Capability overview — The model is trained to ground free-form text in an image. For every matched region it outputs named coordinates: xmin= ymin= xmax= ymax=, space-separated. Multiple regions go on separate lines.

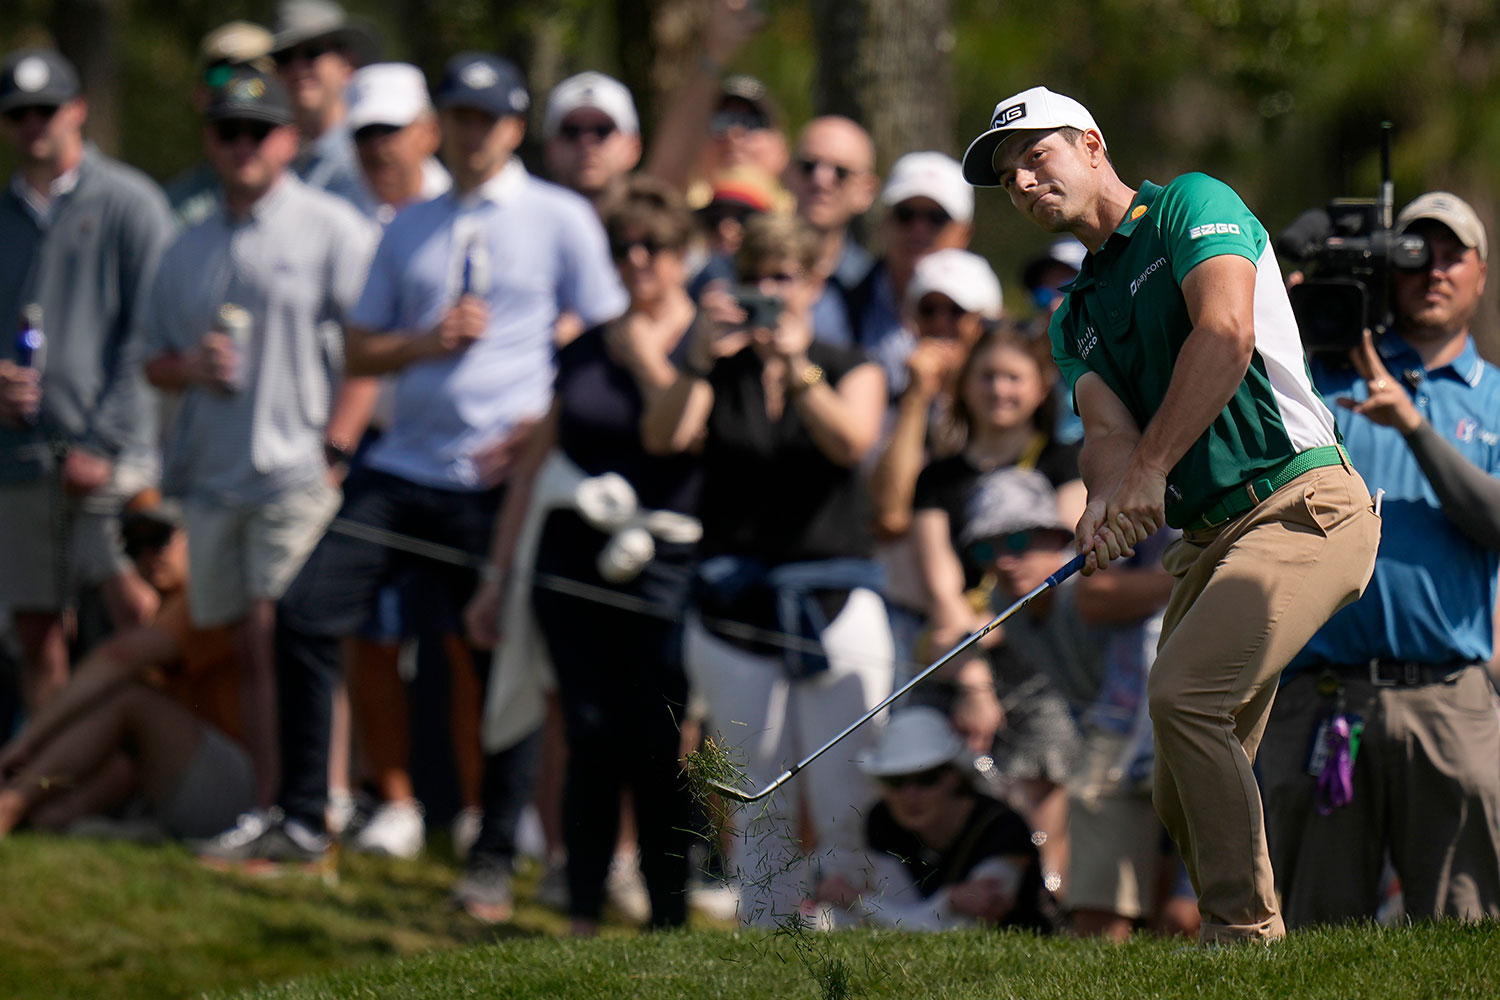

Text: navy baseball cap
xmin=434 ymin=53 xmax=529 ymax=118
xmin=0 ymin=49 xmax=81 ymax=113
xmin=205 ymin=66 xmax=294 ymax=125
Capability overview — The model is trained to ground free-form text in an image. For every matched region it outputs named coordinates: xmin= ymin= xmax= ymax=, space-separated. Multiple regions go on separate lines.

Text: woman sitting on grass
xmin=814 ymin=707 xmax=1061 ymax=932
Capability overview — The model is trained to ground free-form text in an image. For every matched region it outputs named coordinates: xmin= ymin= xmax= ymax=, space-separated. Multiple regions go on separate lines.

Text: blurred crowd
xmin=1 ymin=0 xmax=1496 ymax=941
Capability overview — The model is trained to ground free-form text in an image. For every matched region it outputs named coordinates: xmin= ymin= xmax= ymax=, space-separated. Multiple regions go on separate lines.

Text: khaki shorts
xmin=184 ymin=481 xmax=339 ymax=627
xmin=0 ymin=463 xmax=155 ymax=612
xmin=1067 ymin=788 xmax=1167 ymax=919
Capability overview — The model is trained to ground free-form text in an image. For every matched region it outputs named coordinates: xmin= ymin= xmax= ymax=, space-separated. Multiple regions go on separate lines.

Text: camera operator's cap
xmin=347 ymin=63 xmax=431 ymax=132
xmin=1397 ymin=191 xmax=1488 ymax=262
xmin=205 ymin=66 xmax=294 ymax=125
xmin=544 ymin=71 xmax=638 ymax=139
xmin=0 ymin=49 xmax=80 ymax=113
xmin=962 ymin=86 xmax=1104 ymax=187
xmin=199 ymin=21 xmax=275 ymax=72
xmin=907 ymin=248 xmax=1003 ymax=319
xmin=882 ymin=151 xmax=973 ymax=223
xmin=434 ymin=53 xmax=529 ymax=119
xmin=269 ymin=0 xmax=381 ymax=68
xmin=859 ymin=707 xmax=973 ymax=778
xmin=959 ymin=467 xmax=1072 ymax=546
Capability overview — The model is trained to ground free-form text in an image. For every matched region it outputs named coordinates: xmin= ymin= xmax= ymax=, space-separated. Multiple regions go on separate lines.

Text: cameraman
xmin=1262 ymin=192 xmax=1500 ymax=927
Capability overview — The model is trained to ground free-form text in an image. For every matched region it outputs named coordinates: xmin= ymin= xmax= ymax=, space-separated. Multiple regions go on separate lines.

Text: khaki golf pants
xmin=1147 ymin=461 xmax=1380 ymax=944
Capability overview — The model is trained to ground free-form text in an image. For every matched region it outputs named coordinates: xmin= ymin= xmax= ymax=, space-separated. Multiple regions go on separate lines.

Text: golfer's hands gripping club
xmin=1077 ymin=460 xmax=1166 ymax=575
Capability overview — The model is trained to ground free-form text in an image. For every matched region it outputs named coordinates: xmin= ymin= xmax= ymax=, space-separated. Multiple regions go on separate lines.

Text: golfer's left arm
xmin=1104 ymin=254 xmax=1256 ymax=548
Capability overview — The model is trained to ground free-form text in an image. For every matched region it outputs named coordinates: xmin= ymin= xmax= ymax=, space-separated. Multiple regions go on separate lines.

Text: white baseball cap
xmin=1397 ymin=191 xmax=1488 ymax=262
xmin=881 ymin=151 xmax=973 ymax=224
xmin=859 ymin=707 xmax=972 ymax=778
xmin=543 ymin=71 xmax=639 ymax=139
xmin=906 ymin=248 xmax=1003 ymax=319
xmin=346 ymin=62 xmax=431 ymax=132
xmin=962 ymin=86 xmax=1105 ymax=187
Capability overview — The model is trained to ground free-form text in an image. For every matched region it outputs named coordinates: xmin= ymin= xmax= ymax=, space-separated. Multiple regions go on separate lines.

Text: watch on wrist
xmin=791 ymin=362 xmax=825 ymax=392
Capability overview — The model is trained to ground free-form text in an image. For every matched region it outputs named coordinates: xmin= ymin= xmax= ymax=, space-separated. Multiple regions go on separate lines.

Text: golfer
xmin=961 ymin=87 xmax=1380 ymax=943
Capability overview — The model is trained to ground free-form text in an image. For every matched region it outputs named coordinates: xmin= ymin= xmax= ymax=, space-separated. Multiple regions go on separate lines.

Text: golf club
xmin=706 ymin=551 xmax=1088 ymax=803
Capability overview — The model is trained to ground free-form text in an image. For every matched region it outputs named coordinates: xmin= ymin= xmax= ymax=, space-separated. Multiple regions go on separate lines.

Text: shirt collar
xmin=1378 ymin=329 xmax=1484 ymax=388
xmin=10 ymin=157 xmax=83 ymax=227
xmin=1060 ymin=180 xmax=1163 ymax=294
xmin=454 ymin=157 xmax=526 ymax=211
xmin=224 ymin=172 xmax=295 ymax=225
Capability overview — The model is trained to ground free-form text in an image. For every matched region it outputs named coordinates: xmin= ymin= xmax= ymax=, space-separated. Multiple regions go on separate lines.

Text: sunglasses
xmin=879 ymin=766 xmax=950 ymax=791
xmin=893 ymin=203 xmax=952 ymax=228
xmin=710 ymin=109 xmax=769 ymax=136
xmin=611 ymin=237 xmax=665 ymax=260
xmin=968 ymin=529 xmax=1066 ymax=565
xmin=123 ymin=522 xmax=176 ymax=560
xmin=213 ymin=119 xmax=275 ymax=145
xmin=354 ymin=123 xmax=403 ymax=143
xmin=274 ymin=43 xmax=334 ymax=67
xmin=917 ymin=299 xmax=967 ymax=320
xmin=3 ymin=104 xmax=59 ymax=124
xmin=742 ymin=270 xmax=799 ymax=285
xmin=796 ymin=157 xmax=855 ymax=183
xmin=559 ymin=121 xmax=616 ymax=142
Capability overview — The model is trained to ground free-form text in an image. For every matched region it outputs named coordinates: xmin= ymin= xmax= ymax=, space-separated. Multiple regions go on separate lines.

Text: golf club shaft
xmin=709 ymin=552 xmax=1088 ymax=803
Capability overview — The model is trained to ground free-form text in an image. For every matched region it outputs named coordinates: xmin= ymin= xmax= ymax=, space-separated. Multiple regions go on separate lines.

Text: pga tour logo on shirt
xmin=992 ymin=102 xmax=1026 ymax=128
xmin=1456 ymin=417 xmax=1497 ymax=446
xmin=1188 ymin=222 xmax=1242 ymax=240
xmin=1130 ymin=256 xmax=1168 ymax=297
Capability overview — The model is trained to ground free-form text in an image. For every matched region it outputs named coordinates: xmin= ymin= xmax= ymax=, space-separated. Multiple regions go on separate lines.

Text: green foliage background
xmin=4 ymin=0 xmax=1498 ymax=345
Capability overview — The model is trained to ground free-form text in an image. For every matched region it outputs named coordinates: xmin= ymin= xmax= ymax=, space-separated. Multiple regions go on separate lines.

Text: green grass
xmin=3 ymin=833 xmax=1499 ymax=1000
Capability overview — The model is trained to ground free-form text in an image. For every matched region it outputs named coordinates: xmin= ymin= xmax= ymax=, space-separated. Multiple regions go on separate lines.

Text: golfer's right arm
xmin=1073 ymin=372 xmax=1144 ymax=573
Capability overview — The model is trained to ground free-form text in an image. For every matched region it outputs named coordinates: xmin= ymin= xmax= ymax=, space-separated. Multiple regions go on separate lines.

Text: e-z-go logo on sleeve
xmin=1188 ymin=223 xmax=1241 ymax=240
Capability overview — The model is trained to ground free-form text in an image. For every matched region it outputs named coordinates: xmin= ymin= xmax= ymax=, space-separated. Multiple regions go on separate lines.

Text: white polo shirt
xmin=352 ymin=158 xmax=627 ymax=490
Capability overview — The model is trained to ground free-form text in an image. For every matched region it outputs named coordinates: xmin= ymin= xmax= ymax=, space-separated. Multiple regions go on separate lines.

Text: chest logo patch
xmin=1077 ymin=325 xmax=1098 ymax=360
xmin=1130 ymin=256 xmax=1168 ymax=297
xmin=1188 ymin=222 xmax=1242 ymax=240
xmin=1457 ymin=417 xmax=1477 ymax=443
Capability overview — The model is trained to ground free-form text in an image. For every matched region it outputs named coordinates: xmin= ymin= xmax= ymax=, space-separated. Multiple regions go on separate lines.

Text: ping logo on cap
xmin=993 ymin=101 xmax=1027 ymax=129
xmin=461 ymin=62 xmax=499 ymax=90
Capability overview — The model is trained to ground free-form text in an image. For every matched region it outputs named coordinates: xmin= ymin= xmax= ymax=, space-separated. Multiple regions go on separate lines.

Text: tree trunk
xmin=813 ymin=0 xmax=954 ymax=172
xmin=615 ymin=0 xmax=702 ymax=138
xmin=52 ymin=0 xmax=122 ymax=156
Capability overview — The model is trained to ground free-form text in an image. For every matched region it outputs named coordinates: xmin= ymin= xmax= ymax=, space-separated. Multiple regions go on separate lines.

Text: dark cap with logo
xmin=434 ymin=53 xmax=529 ymax=118
xmin=205 ymin=66 xmax=294 ymax=125
xmin=0 ymin=49 xmax=81 ymax=113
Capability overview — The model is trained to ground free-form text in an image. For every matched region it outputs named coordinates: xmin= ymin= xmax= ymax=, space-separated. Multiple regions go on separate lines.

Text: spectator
xmin=195 ymin=54 xmax=626 ymax=927
xmin=1019 ymin=237 xmax=1088 ymax=444
xmin=1262 ymin=191 xmax=1500 ymax=926
xmin=870 ymin=249 xmax=1003 ymax=669
xmin=814 ymin=707 xmax=1061 ymax=931
xmin=142 ymin=66 xmax=377 ymax=811
xmin=0 ymin=48 xmax=175 ymax=711
xmin=166 ymin=20 xmax=277 ymax=230
xmin=467 ymin=176 xmax=701 ymax=934
xmin=909 ymin=325 xmax=1084 ymax=886
xmin=0 ymin=497 xmax=255 ymax=846
xmin=848 ymin=151 xmax=974 ymax=399
xmin=345 ymin=62 xmax=449 ymax=225
xmin=686 ymin=163 xmax=779 ymax=291
xmin=269 ymin=0 xmax=380 ymax=204
xmin=542 ymin=71 xmax=641 ymax=211
xmin=643 ymin=212 xmax=892 ymax=926
xmin=782 ymin=115 xmax=879 ymax=347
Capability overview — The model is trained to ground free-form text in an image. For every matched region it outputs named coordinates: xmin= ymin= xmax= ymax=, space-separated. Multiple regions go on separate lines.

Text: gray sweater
xmin=0 ymin=146 xmax=175 ymax=483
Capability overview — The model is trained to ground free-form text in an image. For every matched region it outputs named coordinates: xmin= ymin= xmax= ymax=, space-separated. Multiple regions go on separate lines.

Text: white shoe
xmin=606 ymin=851 xmax=651 ymax=925
xmin=351 ymin=800 xmax=425 ymax=859
xmin=326 ymin=790 xmax=358 ymax=837
xmin=451 ymin=806 xmax=482 ymax=861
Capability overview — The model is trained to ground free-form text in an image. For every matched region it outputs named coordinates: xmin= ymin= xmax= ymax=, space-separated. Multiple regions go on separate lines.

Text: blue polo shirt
xmin=352 ymin=159 xmax=627 ymax=490
xmin=1290 ymin=331 xmax=1500 ymax=672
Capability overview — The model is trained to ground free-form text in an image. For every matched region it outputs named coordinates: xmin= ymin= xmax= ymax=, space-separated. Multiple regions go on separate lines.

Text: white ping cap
xmin=906 ymin=248 xmax=1003 ymax=319
xmin=543 ymin=71 xmax=639 ymax=138
xmin=961 ymin=85 xmax=1104 ymax=187
xmin=881 ymin=151 xmax=973 ymax=224
xmin=346 ymin=62 xmax=431 ymax=132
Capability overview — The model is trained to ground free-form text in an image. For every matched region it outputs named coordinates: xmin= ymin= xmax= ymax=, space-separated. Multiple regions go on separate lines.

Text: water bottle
xmin=460 ymin=232 xmax=489 ymax=298
xmin=216 ymin=303 xmax=251 ymax=391
xmin=15 ymin=304 xmax=44 ymax=425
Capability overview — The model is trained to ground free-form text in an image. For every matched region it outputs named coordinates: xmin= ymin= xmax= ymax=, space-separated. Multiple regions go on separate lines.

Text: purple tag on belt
xmin=1315 ymin=714 xmax=1360 ymax=815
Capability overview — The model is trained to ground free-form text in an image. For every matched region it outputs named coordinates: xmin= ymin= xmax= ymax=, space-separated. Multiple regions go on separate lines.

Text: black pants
xmin=532 ymin=515 xmax=693 ymax=926
xmin=275 ymin=466 xmax=535 ymax=864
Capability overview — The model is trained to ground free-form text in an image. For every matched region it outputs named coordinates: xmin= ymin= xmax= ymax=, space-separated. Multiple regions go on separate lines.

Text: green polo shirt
xmin=1049 ymin=173 xmax=1337 ymax=528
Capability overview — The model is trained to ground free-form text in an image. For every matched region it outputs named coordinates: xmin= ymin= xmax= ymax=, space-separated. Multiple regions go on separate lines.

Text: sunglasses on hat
xmin=917 ymin=299 xmax=967 ymax=320
xmin=968 ymin=530 xmax=1048 ymax=564
xmin=212 ymin=119 xmax=275 ymax=144
xmin=559 ymin=121 xmax=616 ymax=142
xmin=893 ymin=203 xmax=951 ymax=228
xmin=273 ymin=42 xmax=335 ymax=67
xmin=878 ymin=766 xmax=950 ymax=791
xmin=3 ymin=105 xmax=59 ymax=124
